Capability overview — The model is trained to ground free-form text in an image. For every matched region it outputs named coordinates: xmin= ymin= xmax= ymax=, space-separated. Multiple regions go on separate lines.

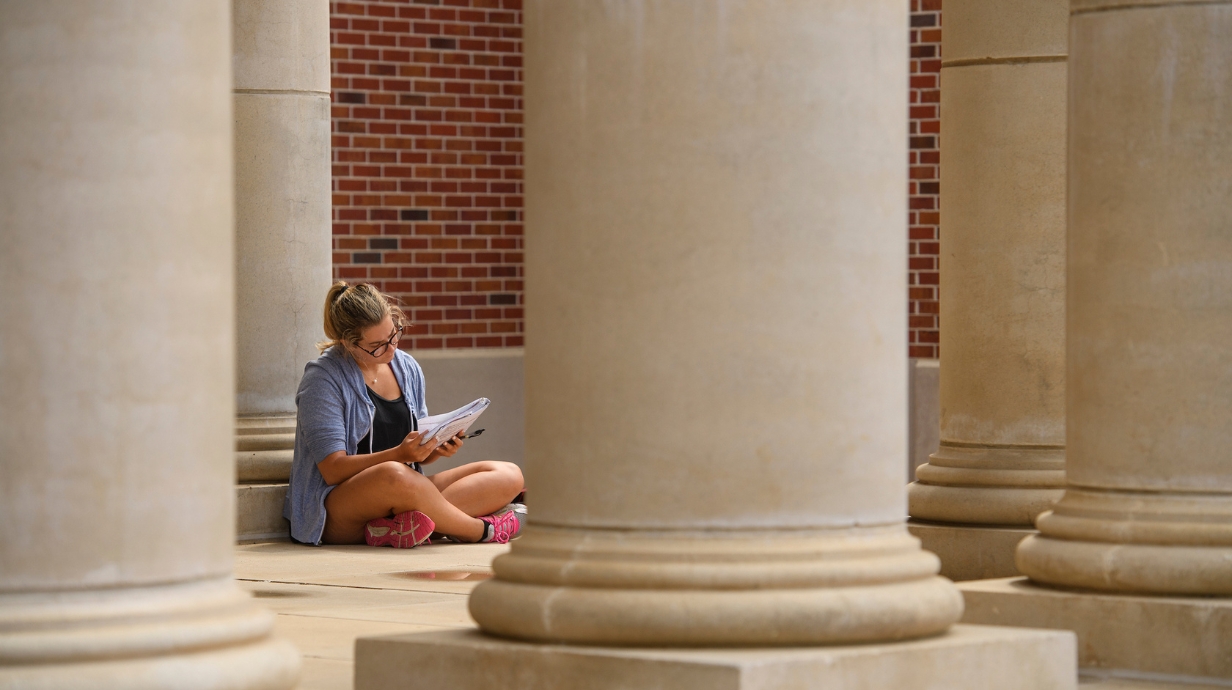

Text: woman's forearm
xmin=317 ymin=448 xmax=405 ymax=486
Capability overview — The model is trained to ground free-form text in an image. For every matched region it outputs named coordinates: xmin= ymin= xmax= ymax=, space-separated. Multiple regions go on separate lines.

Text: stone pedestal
xmin=961 ymin=578 xmax=1232 ymax=682
xmin=232 ymin=0 xmax=332 ymax=539
xmin=359 ymin=1 xmax=1077 ymax=684
xmin=907 ymin=0 xmax=1069 ymax=580
xmin=0 ymin=3 xmax=299 ymax=687
xmin=908 ymin=522 xmax=1033 ymax=582
xmin=357 ymin=626 xmax=1076 ymax=690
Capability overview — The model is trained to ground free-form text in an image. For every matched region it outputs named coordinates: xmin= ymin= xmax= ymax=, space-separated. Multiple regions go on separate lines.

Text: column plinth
xmin=906 ymin=0 xmax=1069 ymax=580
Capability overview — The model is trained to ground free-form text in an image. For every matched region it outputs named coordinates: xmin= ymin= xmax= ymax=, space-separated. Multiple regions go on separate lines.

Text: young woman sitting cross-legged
xmin=284 ymin=281 xmax=525 ymax=548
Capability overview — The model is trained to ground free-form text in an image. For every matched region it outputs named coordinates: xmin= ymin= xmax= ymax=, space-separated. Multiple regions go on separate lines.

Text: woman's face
xmin=349 ymin=314 xmax=401 ymax=366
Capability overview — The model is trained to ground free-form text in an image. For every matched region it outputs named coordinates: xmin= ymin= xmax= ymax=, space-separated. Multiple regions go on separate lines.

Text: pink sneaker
xmin=366 ymin=510 xmax=435 ymax=548
xmin=479 ymin=503 xmax=526 ymax=544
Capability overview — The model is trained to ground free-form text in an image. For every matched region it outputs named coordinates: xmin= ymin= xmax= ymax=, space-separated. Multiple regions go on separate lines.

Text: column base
xmin=355 ymin=625 xmax=1076 ymax=690
xmin=908 ymin=442 xmax=1066 ymax=524
xmin=470 ymin=524 xmax=963 ymax=645
xmin=0 ymin=578 xmax=300 ymax=690
xmin=0 ymin=636 xmax=298 ymax=690
xmin=959 ymin=577 xmax=1232 ymax=681
xmin=907 ymin=519 xmax=1033 ymax=581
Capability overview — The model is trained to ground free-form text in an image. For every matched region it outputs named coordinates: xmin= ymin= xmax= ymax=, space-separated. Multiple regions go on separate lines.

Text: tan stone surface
xmin=0 ymin=4 xmax=299 ymax=685
xmin=960 ymin=577 xmax=1232 ymax=680
xmin=1079 ymin=675 xmax=1232 ymax=690
xmin=233 ymin=0 xmax=332 ymax=418
xmin=908 ymin=520 xmax=1031 ymax=581
xmin=232 ymin=0 xmax=331 ymax=93
xmin=235 ymin=542 xmax=503 ymax=690
xmin=236 ymin=541 xmax=506 ymax=595
xmin=355 ymin=625 xmax=1076 ymax=690
xmin=1063 ymin=0 xmax=1232 ymax=502
xmin=908 ymin=358 xmax=941 ymax=481
xmin=944 ymin=0 xmax=1068 ymax=62
xmin=473 ymin=0 xmax=962 ymax=648
xmin=297 ymin=659 xmax=353 ymax=690
xmin=908 ymin=0 xmax=1068 ymax=539
xmin=238 ymin=484 xmax=292 ymax=542
xmin=1017 ymin=0 xmax=1232 ymax=595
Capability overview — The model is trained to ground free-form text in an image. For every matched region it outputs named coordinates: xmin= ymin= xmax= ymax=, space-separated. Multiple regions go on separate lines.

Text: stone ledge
xmin=908 ymin=520 xmax=1034 ymax=581
xmin=236 ymin=483 xmax=289 ymax=542
xmin=355 ymin=624 xmax=1076 ymax=690
xmin=959 ymin=577 xmax=1232 ymax=681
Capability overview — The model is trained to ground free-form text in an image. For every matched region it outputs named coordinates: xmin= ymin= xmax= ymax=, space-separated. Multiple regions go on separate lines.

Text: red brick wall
xmin=330 ymin=0 xmax=524 ymax=350
xmin=908 ymin=0 xmax=942 ymax=359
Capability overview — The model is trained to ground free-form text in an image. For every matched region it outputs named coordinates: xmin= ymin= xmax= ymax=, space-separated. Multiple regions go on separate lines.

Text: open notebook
xmin=417 ymin=398 xmax=489 ymax=450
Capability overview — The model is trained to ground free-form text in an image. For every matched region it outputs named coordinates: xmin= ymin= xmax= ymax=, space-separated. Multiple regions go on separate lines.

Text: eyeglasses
xmin=357 ymin=323 xmax=405 ymax=358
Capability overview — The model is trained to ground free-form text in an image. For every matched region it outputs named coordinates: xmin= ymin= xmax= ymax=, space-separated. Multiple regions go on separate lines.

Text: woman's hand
xmin=423 ymin=432 xmax=464 ymax=465
xmin=397 ymin=430 xmax=438 ymax=465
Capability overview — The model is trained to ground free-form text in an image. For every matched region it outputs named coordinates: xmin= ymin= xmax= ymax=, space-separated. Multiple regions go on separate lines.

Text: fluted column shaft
xmin=0 ymin=3 xmax=298 ymax=687
xmin=1017 ymin=0 xmax=1232 ymax=595
xmin=908 ymin=0 xmax=1069 ymax=529
xmin=232 ymin=0 xmax=332 ymax=477
xmin=468 ymin=0 xmax=962 ymax=646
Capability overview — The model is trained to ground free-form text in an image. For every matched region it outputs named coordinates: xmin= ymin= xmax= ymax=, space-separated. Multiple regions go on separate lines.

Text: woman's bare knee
xmin=370 ymin=461 xmax=431 ymax=499
xmin=495 ymin=461 xmax=524 ymax=496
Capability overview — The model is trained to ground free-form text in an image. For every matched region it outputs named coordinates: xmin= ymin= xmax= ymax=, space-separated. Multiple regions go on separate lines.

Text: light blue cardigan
xmin=284 ymin=347 xmax=428 ymax=545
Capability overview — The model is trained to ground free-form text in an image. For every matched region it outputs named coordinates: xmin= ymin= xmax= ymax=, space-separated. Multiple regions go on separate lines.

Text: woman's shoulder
xmin=300 ymin=347 xmax=353 ymax=389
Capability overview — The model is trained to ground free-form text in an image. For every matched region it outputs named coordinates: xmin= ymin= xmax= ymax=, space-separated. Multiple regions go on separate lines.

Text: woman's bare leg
xmin=428 ymin=461 xmax=524 ymax=516
xmin=322 ymin=461 xmax=485 ymax=544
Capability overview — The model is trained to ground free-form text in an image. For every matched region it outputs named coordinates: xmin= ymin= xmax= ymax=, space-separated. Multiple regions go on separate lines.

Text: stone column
xmin=0 ymin=3 xmax=299 ymax=688
xmin=355 ymin=2 xmax=1077 ymax=687
xmin=1016 ymin=0 xmax=1232 ymax=597
xmin=958 ymin=0 xmax=1232 ymax=682
xmin=907 ymin=0 xmax=1069 ymax=581
xmin=232 ymin=0 xmax=332 ymax=539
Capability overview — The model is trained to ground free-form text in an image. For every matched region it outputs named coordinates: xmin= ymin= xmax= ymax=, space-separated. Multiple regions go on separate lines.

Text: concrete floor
xmin=236 ymin=541 xmax=1226 ymax=690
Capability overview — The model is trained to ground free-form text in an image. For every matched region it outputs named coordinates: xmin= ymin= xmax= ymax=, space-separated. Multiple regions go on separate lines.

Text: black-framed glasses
xmin=358 ymin=323 xmax=405 ymax=358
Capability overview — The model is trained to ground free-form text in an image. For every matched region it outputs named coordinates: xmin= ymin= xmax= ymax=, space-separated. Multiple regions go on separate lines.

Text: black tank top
xmin=358 ymin=387 xmax=423 ymax=474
